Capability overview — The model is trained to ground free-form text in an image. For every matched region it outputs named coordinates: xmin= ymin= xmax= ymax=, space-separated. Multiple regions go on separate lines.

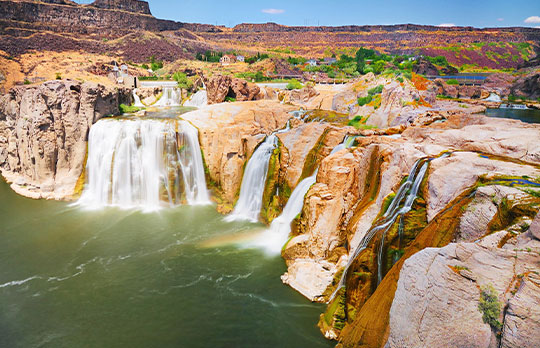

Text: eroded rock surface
xmin=205 ymin=75 xmax=261 ymax=104
xmin=386 ymin=237 xmax=540 ymax=348
xmin=0 ymin=80 xmax=130 ymax=199
xmin=180 ymin=100 xmax=293 ymax=203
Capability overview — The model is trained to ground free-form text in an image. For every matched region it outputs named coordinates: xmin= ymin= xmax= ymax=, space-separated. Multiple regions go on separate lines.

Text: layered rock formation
xmin=387 ymin=231 xmax=540 ymax=348
xmin=0 ymin=80 xmax=130 ymax=199
xmin=271 ymin=110 xmax=540 ymax=346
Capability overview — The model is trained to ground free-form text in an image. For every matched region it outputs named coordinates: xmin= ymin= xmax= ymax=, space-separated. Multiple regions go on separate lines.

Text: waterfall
xmin=252 ymin=170 xmax=318 ymax=254
xmin=155 ymin=87 xmax=181 ymax=107
xmin=78 ymin=118 xmax=209 ymax=210
xmin=225 ymin=135 xmax=278 ymax=222
xmin=329 ymin=135 xmax=357 ymax=155
xmin=251 ymin=134 xmax=357 ymax=253
xmin=133 ymin=89 xmax=144 ymax=107
xmin=500 ymin=103 xmax=529 ymax=110
xmin=183 ymin=90 xmax=208 ymax=108
xmin=178 ymin=121 xmax=211 ymax=205
xmin=329 ymin=155 xmax=438 ymax=301
xmin=484 ymin=93 xmax=501 ymax=103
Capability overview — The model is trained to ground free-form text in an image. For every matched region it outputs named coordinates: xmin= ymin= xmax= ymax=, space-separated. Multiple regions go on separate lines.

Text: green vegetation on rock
xmin=478 ymin=285 xmax=502 ymax=331
xmin=119 ymin=104 xmax=142 ymax=114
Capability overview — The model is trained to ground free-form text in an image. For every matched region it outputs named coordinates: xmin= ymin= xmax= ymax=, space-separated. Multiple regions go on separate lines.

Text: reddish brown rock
xmin=205 ymin=75 xmax=261 ymax=104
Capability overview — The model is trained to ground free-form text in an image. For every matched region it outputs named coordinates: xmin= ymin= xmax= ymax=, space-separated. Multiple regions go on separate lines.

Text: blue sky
xmin=75 ymin=0 xmax=540 ymax=28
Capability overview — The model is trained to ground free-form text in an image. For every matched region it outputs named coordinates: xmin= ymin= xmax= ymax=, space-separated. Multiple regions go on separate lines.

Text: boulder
xmin=205 ymin=75 xmax=261 ymax=104
xmin=435 ymin=78 xmax=458 ymax=98
xmin=0 ymin=80 xmax=131 ymax=199
xmin=412 ymin=58 xmax=439 ymax=76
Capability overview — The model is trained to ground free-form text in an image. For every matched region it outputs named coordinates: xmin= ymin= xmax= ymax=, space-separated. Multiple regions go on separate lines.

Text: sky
xmin=75 ymin=0 xmax=540 ymax=28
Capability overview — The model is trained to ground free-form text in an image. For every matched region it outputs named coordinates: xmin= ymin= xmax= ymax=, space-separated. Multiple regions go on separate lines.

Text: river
xmin=0 ymin=178 xmax=331 ymax=347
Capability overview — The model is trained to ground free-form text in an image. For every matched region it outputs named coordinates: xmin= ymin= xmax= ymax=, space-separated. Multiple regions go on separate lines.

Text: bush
xmin=446 ymin=79 xmax=459 ymax=85
xmin=368 ymin=85 xmax=384 ymax=96
xmin=348 ymin=115 xmax=364 ymax=127
xmin=427 ymin=55 xmax=449 ymax=66
xmin=149 ymin=55 xmax=163 ymax=71
xmin=397 ymin=77 xmax=404 ymax=83
xmin=119 ymin=104 xmax=142 ymax=114
xmin=403 ymin=71 xmax=412 ymax=80
xmin=478 ymin=285 xmax=502 ymax=331
xmin=286 ymin=79 xmax=303 ymax=90
xmin=357 ymin=95 xmax=373 ymax=106
xmin=172 ymin=71 xmax=193 ymax=90
xmin=55 ymin=72 xmax=62 ymax=80
xmin=23 ymin=79 xmax=31 ymax=85
xmin=508 ymin=94 xmax=517 ymax=102
xmin=141 ymin=64 xmax=149 ymax=70
xmin=225 ymin=96 xmax=236 ymax=102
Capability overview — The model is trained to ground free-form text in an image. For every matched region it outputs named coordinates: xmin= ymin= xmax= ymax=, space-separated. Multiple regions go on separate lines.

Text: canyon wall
xmin=0 ymin=80 xmax=131 ymax=199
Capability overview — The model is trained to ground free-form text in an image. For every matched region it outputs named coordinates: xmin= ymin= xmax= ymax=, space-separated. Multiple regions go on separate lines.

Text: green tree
xmin=173 ymin=72 xmax=193 ymax=90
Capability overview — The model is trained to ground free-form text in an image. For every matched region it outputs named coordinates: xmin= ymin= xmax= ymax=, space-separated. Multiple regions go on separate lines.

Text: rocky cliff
xmin=0 ymin=80 xmax=131 ymax=199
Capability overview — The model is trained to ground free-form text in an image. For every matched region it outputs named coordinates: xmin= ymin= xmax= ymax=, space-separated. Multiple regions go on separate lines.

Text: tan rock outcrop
xmin=180 ymin=100 xmax=294 ymax=203
xmin=0 ymin=80 xmax=130 ymax=199
xmin=386 ymin=238 xmax=540 ymax=348
xmin=205 ymin=75 xmax=261 ymax=104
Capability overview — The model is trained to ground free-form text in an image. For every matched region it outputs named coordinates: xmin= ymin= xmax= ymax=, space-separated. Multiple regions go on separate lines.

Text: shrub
xmin=397 ymin=77 xmax=404 ymax=83
xmin=368 ymin=84 xmax=384 ymax=96
xmin=55 ymin=72 xmax=62 ymax=80
xmin=403 ymin=71 xmax=412 ymax=80
xmin=23 ymin=79 xmax=31 ymax=85
xmin=508 ymin=94 xmax=517 ymax=102
xmin=225 ymin=96 xmax=236 ymax=102
xmin=446 ymin=79 xmax=459 ymax=85
xmin=141 ymin=63 xmax=149 ymax=70
xmin=149 ymin=55 xmax=163 ymax=71
xmin=478 ymin=285 xmax=502 ymax=331
xmin=357 ymin=95 xmax=373 ymax=106
xmin=172 ymin=71 xmax=193 ymax=90
xmin=286 ymin=79 xmax=303 ymax=90
xmin=537 ymin=97 xmax=540 ymax=103
xmin=348 ymin=115 xmax=364 ymax=127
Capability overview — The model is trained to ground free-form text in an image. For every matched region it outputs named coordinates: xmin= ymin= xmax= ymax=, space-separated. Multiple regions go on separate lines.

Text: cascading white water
xmin=155 ymin=87 xmax=181 ymax=107
xmin=251 ymin=134 xmax=357 ymax=254
xmin=225 ymin=135 xmax=278 ymax=222
xmin=178 ymin=121 xmax=211 ymax=205
xmin=329 ymin=155 xmax=438 ymax=301
xmin=484 ymin=93 xmax=501 ymax=103
xmin=251 ymin=170 xmax=318 ymax=254
xmin=78 ymin=118 xmax=209 ymax=210
xmin=183 ymin=90 xmax=208 ymax=108
xmin=132 ymin=89 xmax=144 ymax=107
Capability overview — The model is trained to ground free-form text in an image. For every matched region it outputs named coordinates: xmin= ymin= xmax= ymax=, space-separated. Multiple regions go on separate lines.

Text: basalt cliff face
xmin=0 ymin=80 xmax=131 ymax=199
xmin=1 ymin=0 xmax=539 ymax=68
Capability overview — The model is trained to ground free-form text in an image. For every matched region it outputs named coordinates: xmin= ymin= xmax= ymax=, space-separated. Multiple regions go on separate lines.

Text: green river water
xmin=0 ymin=179 xmax=331 ymax=348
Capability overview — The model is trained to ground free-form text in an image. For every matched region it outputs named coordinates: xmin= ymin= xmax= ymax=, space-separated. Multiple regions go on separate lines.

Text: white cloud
xmin=524 ymin=16 xmax=540 ymax=23
xmin=262 ymin=9 xmax=285 ymax=14
xmin=438 ymin=23 xmax=456 ymax=27
xmin=497 ymin=18 xmax=504 ymax=22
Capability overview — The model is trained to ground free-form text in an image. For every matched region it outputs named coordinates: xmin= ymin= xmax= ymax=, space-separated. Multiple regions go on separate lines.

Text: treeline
xmin=195 ymin=51 xmax=269 ymax=64
xmin=287 ymin=47 xmax=451 ymax=78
